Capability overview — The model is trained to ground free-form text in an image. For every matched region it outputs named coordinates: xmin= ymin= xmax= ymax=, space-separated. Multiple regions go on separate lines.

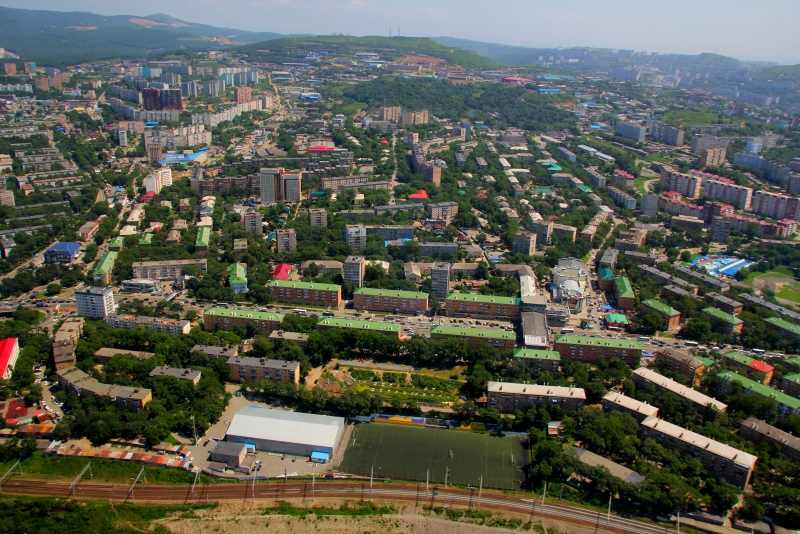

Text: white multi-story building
xmin=75 ymin=287 xmax=115 ymax=319
xmin=284 ymin=173 xmax=302 ymax=203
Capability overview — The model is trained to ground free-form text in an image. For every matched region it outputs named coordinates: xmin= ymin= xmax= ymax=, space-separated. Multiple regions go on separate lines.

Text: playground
xmin=338 ymin=422 xmax=527 ymax=490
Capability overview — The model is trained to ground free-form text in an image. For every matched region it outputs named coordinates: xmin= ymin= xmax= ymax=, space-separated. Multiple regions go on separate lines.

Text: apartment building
xmin=308 ymin=208 xmax=328 ymax=227
xmin=378 ymin=106 xmax=401 ymax=121
xmin=227 ymin=356 xmax=300 ymax=385
xmin=614 ymin=276 xmax=635 ymax=311
xmin=640 ymin=193 xmax=659 ymax=218
xmin=487 ymin=381 xmax=586 ymax=413
xmin=316 ymin=317 xmax=401 ymax=338
xmin=259 ymin=167 xmax=285 ymax=205
xmin=512 ymin=232 xmax=537 ymax=255
xmin=443 ymin=293 xmax=521 ymax=320
xmin=764 ymin=316 xmax=800 ymax=342
xmin=782 ymin=373 xmax=800 ymax=399
xmin=426 ymin=201 xmax=459 ymax=223
xmin=430 ymin=262 xmax=450 ymax=299
xmin=703 ymin=308 xmax=744 ymax=335
xmin=203 ymin=307 xmax=283 ymax=333
xmin=721 ymin=351 xmax=774 ymax=384
xmin=551 ymin=224 xmax=578 ymax=242
xmin=267 ymin=280 xmax=341 ymax=307
xmin=353 ymin=288 xmax=429 ymax=313
xmin=602 ymin=392 xmax=659 ymax=422
xmin=553 ymin=335 xmax=642 ymax=366
xmin=275 ymin=228 xmax=297 ymax=254
xmin=52 ymin=318 xmax=84 ymax=371
xmin=608 ymin=186 xmax=637 ymax=210
xmin=433 ymin=322 xmax=520 ymax=349
xmin=419 ymin=242 xmax=460 ymax=258
xmin=699 ymin=148 xmax=727 ymax=167
xmin=149 ymin=366 xmax=202 ymax=385
xmin=704 ymin=292 xmax=743 ymax=315
xmin=615 ymin=122 xmax=646 ymax=143
xmin=663 ymin=284 xmax=700 ymax=301
xmin=105 ymin=314 xmax=190 ymax=335
xmin=344 ymin=224 xmax=367 ymax=252
xmin=640 ymin=416 xmax=755 ymax=488
xmin=614 ymin=228 xmax=647 ymax=251
xmin=703 ymin=179 xmax=752 ymax=210
xmin=92 ymin=252 xmax=117 ymax=286
xmin=242 ymin=207 xmax=263 ymax=234
xmin=655 ymin=348 xmax=707 ymax=386
xmin=284 ymin=173 xmax=302 ymax=203
xmin=740 ymin=417 xmax=800 ymax=461
xmin=343 ymin=256 xmax=365 ymax=287
xmin=531 ymin=221 xmax=553 ymax=246
xmin=649 ymin=121 xmax=685 ymax=146
xmin=660 ymin=167 xmax=702 ymax=198
xmin=710 ymin=216 xmax=732 ymax=242
xmin=75 ymin=287 xmax=115 ymax=319
xmin=642 ymin=300 xmax=681 ymax=328
xmin=512 ymin=349 xmax=560 ymax=372
xmin=718 ymin=371 xmax=800 ymax=423
xmin=675 ymin=265 xmax=730 ymax=291
xmin=751 ymin=190 xmax=800 ymax=220
xmin=56 ymin=366 xmax=152 ymax=412
xmin=132 ymin=259 xmax=207 ymax=279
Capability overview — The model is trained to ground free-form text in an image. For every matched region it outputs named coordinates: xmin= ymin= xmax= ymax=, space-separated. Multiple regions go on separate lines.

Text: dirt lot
xmin=158 ymin=501 xmax=587 ymax=534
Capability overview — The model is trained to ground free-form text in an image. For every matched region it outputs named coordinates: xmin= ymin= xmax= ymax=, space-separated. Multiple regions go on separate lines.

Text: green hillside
xmin=237 ymin=36 xmax=503 ymax=69
xmin=760 ymin=64 xmax=800 ymax=77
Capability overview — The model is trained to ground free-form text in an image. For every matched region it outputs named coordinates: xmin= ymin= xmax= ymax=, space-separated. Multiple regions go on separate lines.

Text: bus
xmin=752 ymin=348 xmax=766 ymax=355
xmin=292 ymin=309 xmax=307 ymax=315
xmin=637 ymin=336 xmax=651 ymax=342
xmin=684 ymin=341 xmax=699 ymax=347
xmin=561 ymin=328 xmax=575 ymax=334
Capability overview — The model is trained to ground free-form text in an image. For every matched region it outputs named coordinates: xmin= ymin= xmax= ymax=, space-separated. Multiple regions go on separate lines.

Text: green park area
xmin=662 ymin=110 xmax=725 ymax=127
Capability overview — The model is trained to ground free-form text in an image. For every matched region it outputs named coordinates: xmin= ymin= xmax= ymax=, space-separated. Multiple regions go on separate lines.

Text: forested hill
xmin=337 ymin=77 xmax=577 ymax=131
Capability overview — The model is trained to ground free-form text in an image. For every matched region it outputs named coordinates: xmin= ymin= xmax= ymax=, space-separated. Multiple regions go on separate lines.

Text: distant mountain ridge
xmin=0 ymin=6 xmax=289 ymax=65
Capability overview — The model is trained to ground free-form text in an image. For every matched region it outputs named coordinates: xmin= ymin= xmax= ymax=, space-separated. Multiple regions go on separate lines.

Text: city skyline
xmin=0 ymin=0 xmax=798 ymax=64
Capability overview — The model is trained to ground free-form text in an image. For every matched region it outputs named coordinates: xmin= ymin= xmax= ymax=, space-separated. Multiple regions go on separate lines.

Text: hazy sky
xmin=2 ymin=0 xmax=799 ymax=63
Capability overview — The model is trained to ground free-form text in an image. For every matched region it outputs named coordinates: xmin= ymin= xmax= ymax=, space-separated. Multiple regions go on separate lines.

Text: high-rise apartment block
xmin=345 ymin=224 xmax=367 ymax=252
xmin=242 ymin=207 xmax=263 ymax=234
xmin=649 ymin=120 xmax=685 ymax=146
xmin=704 ymin=179 xmax=753 ymax=210
xmin=308 ymin=208 xmax=328 ymax=227
xmin=259 ymin=168 xmax=285 ymax=205
xmin=75 ymin=287 xmax=116 ymax=319
xmin=512 ymin=232 xmax=537 ymax=255
xmin=343 ymin=256 xmax=366 ymax=287
xmin=699 ymin=148 xmax=727 ymax=167
xmin=531 ymin=221 xmax=553 ymax=246
xmin=234 ymin=86 xmax=252 ymax=104
xmin=640 ymin=193 xmax=659 ymax=217
xmin=400 ymin=110 xmax=429 ymax=126
xmin=275 ymin=228 xmax=296 ymax=254
xmin=426 ymin=201 xmax=459 ymax=223
xmin=615 ymin=122 xmax=646 ymax=143
xmin=430 ymin=262 xmax=451 ymax=299
xmin=660 ymin=167 xmax=702 ymax=198
xmin=752 ymin=190 xmax=800 ymax=220
xmin=378 ymin=106 xmax=401 ymax=121
xmin=710 ymin=216 xmax=732 ymax=242
xmin=283 ymin=173 xmax=302 ymax=203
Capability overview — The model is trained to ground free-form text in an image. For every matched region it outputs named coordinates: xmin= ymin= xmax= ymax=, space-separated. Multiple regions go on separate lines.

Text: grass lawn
xmin=417 ymin=366 xmax=465 ymax=380
xmin=633 ymin=177 xmax=647 ymax=193
xmin=339 ymin=423 xmax=527 ymax=490
xmin=743 ymin=266 xmax=795 ymax=286
xmin=778 ymin=286 xmax=800 ymax=304
xmin=662 ymin=110 xmax=723 ymax=127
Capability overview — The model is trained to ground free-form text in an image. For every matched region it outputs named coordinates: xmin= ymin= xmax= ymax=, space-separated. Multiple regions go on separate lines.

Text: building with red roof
xmin=0 ymin=398 xmax=42 ymax=425
xmin=0 ymin=338 xmax=19 ymax=380
xmin=271 ymin=263 xmax=293 ymax=281
xmin=380 ymin=139 xmax=389 ymax=145
xmin=307 ymin=146 xmax=335 ymax=153
xmin=408 ymin=189 xmax=428 ymax=203
xmin=141 ymin=191 xmax=156 ymax=203
xmin=502 ymin=76 xmax=532 ymax=84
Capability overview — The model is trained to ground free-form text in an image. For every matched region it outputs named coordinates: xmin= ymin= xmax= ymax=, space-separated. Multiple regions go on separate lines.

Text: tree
xmin=45 ymin=283 xmax=61 ymax=297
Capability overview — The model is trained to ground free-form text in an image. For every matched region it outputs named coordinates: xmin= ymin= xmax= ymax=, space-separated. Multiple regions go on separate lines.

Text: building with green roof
xmin=444 ymin=292 xmax=521 ymax=320
xmin=697 ymin=356 xmax=715 ymax=368
xmin=92 ymin=251 xmax=118 ymax=286
xmin=614 ymin=276 xmax=635 ymax=310
xmin=267 ymin=280 xmax=342 ymax=307
xmin=702 ymin=307 xmax=743 ymax=335
xmin=598 ymin=267 xmax=615 ymax=290
xmin=139 ymin=234 xmax=153 ymax=246
xmin=642 ymin=299 xmax=681 ymax=328
xmin=108 ymin=236 xmax=125 ymax=251
xmin=228 ymin=263 xmax=248 ymax=294
xmin=196 ymin=227 xmax=210 ymax=251
xmin=430 ymin=325 xmax=517 ymax=350
xmin=782 ymin=373 xmax=800 ymax=399
xmin=513 ymin=348 xmax=560 ymax=372
xmin=202 ymin=307 xmax=284 ymax=333
xmin=605 ymin=314 xmax=629 ymax=328
xmin=353 ymin=287 xmax=429 ymax=313
xmin=721 ymin=350 xmax=775 ymax=383
xmin=316 ymin=317 xmax=401 ymax=338
xmin=718 ymin=370 xmax=800 ymax=422
xmin=553 ymin=334 xmax=642 ymax=365
xmin=764 ymin=316 xmax=800 ymax=341
xmin=788 ymin=357 xmax=800 ymax=370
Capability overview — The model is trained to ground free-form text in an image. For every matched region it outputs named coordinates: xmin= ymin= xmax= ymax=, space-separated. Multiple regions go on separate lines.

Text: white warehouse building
xmin=224 ymin=406 xmax=346 ymax=462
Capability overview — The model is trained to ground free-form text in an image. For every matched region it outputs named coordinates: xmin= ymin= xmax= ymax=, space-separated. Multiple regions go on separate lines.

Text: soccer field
xmin=338 ymin=423 xmax=527 ymax=490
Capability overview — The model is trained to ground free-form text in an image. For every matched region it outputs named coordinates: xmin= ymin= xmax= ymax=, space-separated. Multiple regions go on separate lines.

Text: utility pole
xmin=605 ymin=493 xmax=612 ymax=533
xmin=540 ymin=481 xmax=547 ymax=522
xmin=443 ymin=467 xmax=449 ymax=510
xmin=190 ymin=415 xmax=198 ymax=445
xmin=369 ymin=465 xmax=373 ymax=502
xmin=251 ymin=469 xmax=257 ymax=504
xmin=425 ymin=469 xmax=429 ymax=506
xmin=677 ymin=509 xmax=680 ymax=534
xmin=311 ymin=463 xmax=316 ymax=503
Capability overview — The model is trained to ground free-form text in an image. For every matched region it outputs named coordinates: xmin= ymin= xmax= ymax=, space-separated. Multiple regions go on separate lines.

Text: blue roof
xmin=48 ymin=242 xmax=80 ymax=253
xmin=311 ymin=452 xmax=329 ymax=461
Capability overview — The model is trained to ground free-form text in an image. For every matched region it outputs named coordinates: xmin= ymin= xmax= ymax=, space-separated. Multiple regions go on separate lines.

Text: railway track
xmin=0 ymin=479 xmax=675 ymax=534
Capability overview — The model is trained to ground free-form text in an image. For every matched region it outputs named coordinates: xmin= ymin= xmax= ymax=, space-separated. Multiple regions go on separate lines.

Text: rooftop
xmin=702 ymin=307 xmax=743 ymax=325
xmin=196 ymin=227 xmax=210 ymax=247
xmin=149 ymin=366 xmax=202 ymax=382
xmin=741 ymin=417 xmax=800 ymax=454
xmin=228 ymin=263 xmax=247 ymax=285
xmin=225 ymin=406 xmax=344 ymax=450
xmin=598 ymin=267 xmax=615 ymax=281
xmin=268 ymin=280 xmax=341 ymax=291
xmin=226 ymin=356 xmax=300 ymax=371
xmin=513 ymin=349 xmax=560 ymax=361
xmin=723 ymin=351 xmax=775 ymax=374
xmin=606 ymin=314 xmax=629 ymax=325
xmin=633 ymin=367 xmax=728 ymax=411
xmin=642 ymin=300 xmax=680 ymax=317
xmin=765 ymin=316 xmax=800 ymax=336
xmin=93 ymin=251 xmax=118 ymax=276
xmin=354 ymin=287 xmax=429 ymax=300
xmin=204 ymin=308 xmax=284 ymax=322
xmin=555 ymin=335 xmax=642 ymax=351
xmin=641 ymin=416 xmax=757 ymax=469
xmin=487 ymin=381 xmax=586 ymax=399
xmin=603 ymin=392 xmax=659 ymax=418
xmin=431 ymin=325 xmax=516 ymax=341
xmin=317 ymin=317 xmax=401 ymax=333
xmin=445 ymin=293 xmax=520 ymax=305
xmin=615 ymin=277 xmax=634 ymax=299
xmin=719 ymin=371 xmax=800 ymax=409
xmin=572 ymin=446 xmax=646 ymax=484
